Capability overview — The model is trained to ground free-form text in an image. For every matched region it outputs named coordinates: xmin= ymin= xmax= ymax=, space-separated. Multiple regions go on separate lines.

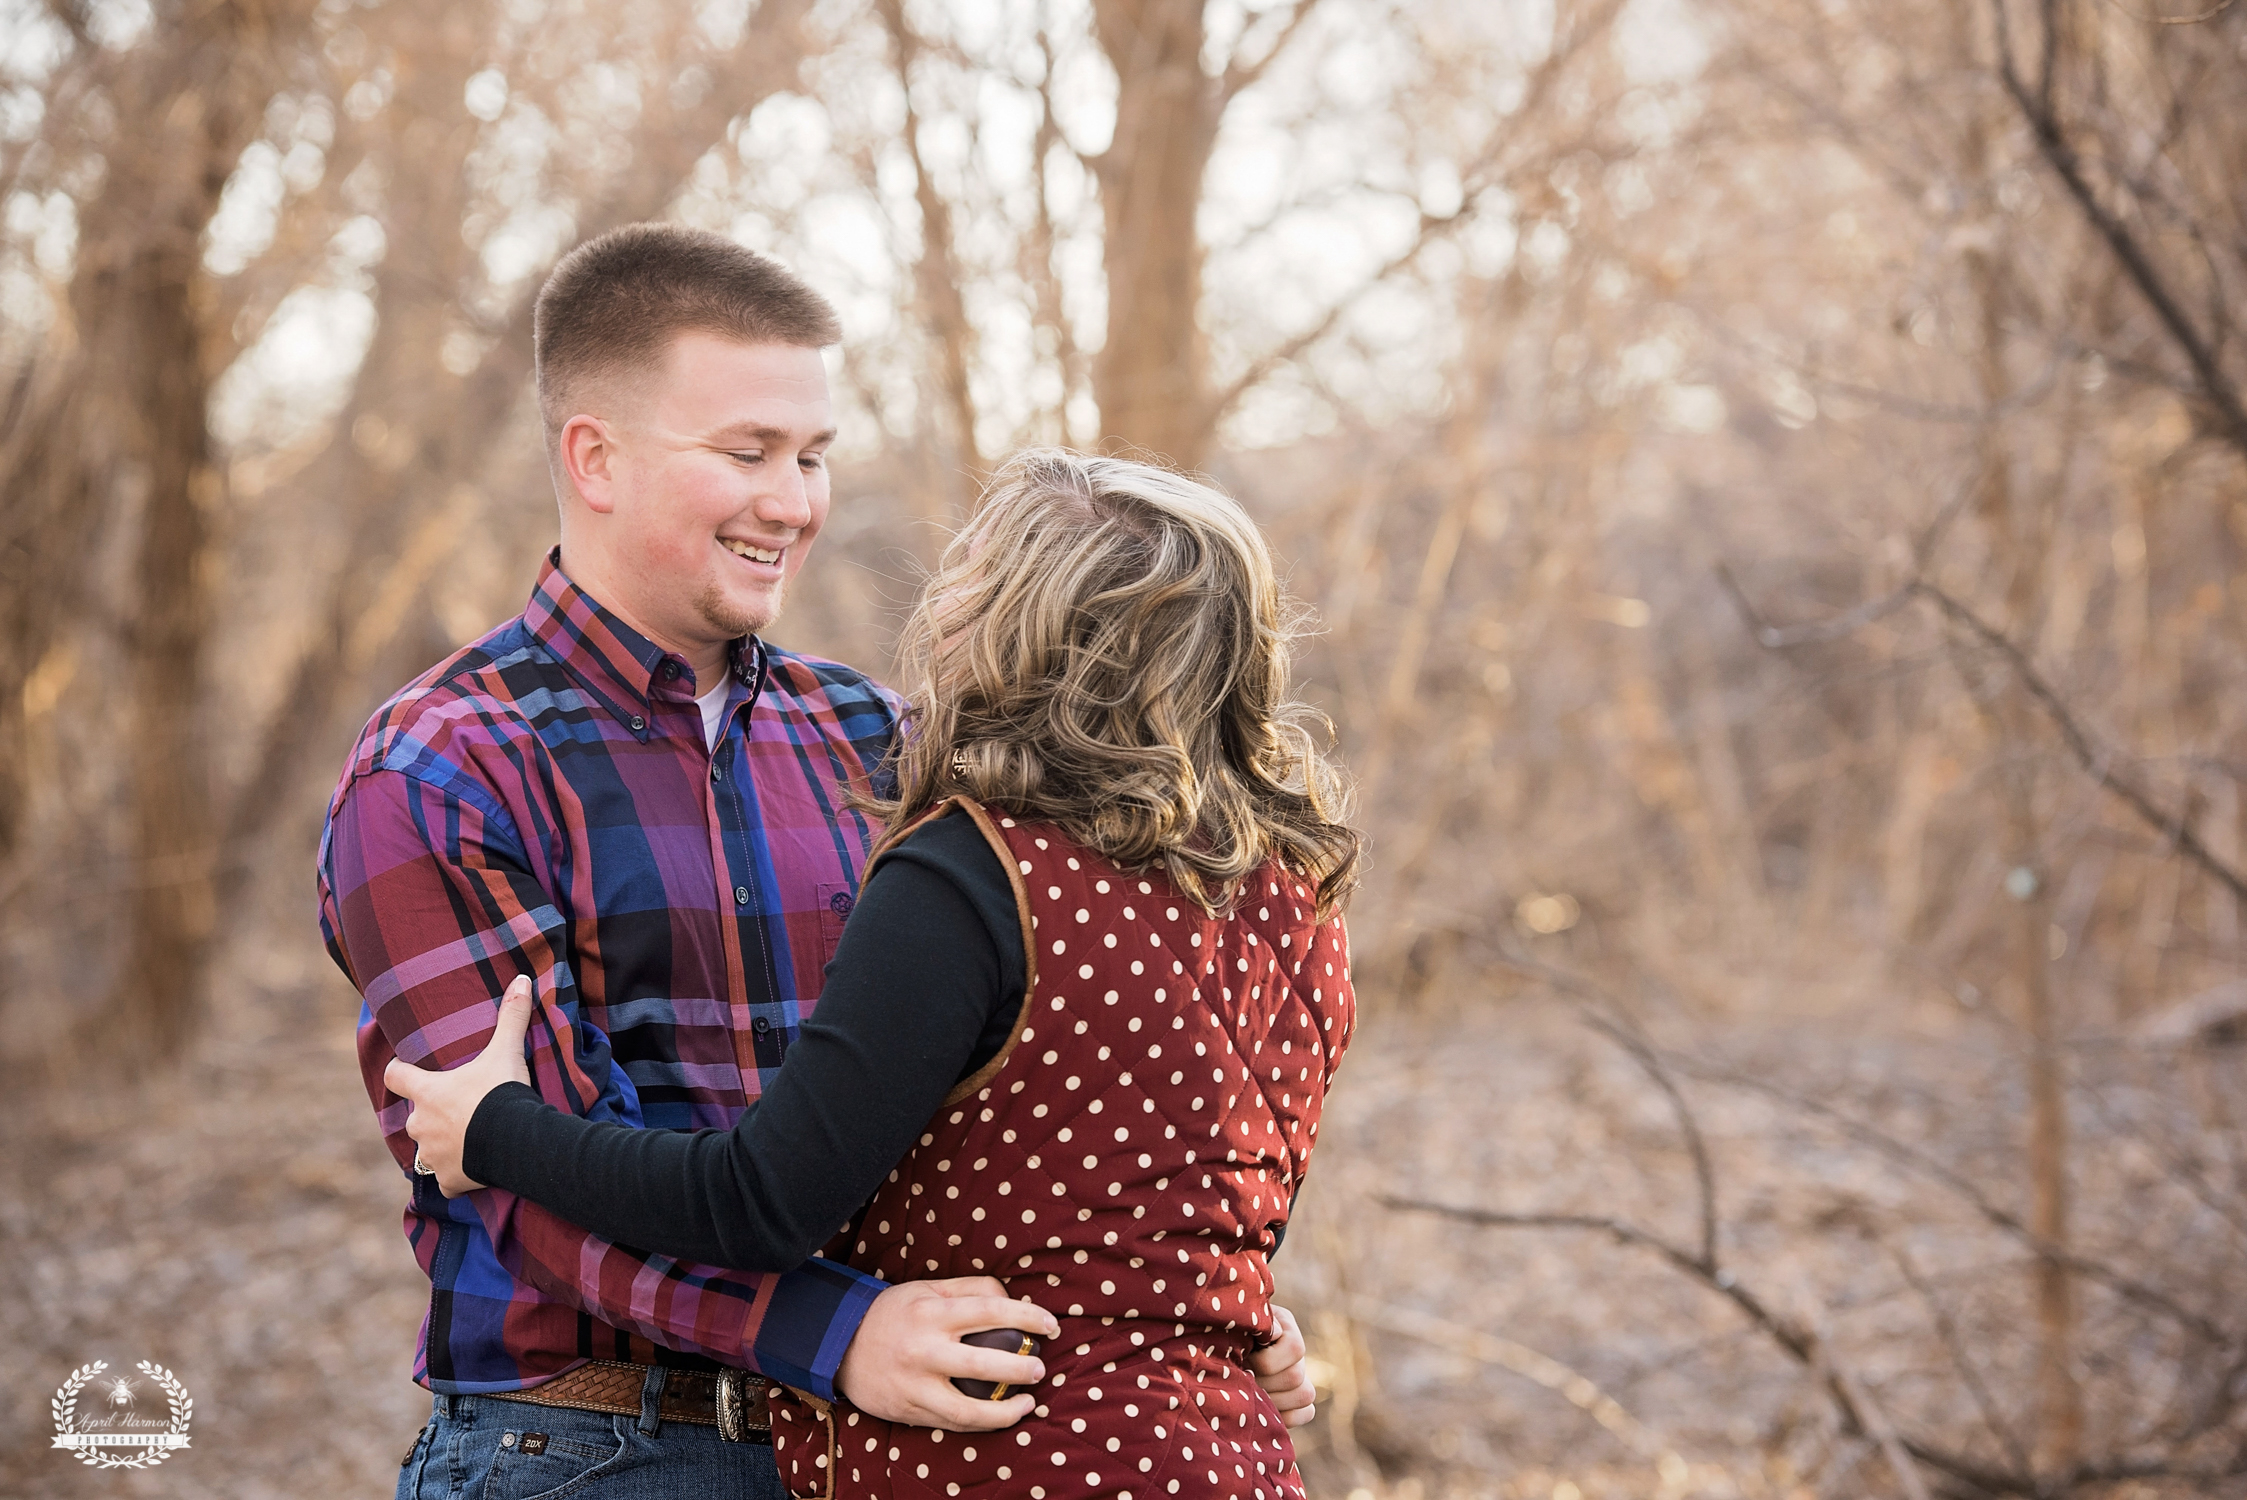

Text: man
xmin=319 ymin=224 xmax=1312 ymax=1499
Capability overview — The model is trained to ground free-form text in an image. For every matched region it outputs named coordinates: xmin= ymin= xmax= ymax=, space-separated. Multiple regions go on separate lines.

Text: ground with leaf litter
xmin=1 ymin=938 xmax=2234 ymax=1499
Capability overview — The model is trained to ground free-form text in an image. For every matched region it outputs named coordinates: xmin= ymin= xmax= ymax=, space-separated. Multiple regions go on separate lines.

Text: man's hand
xmin=836 ymin=1278 xmax=1061 ymax=1431
xmin=383 ymin=976 xmax=536 ymax=1196
xmin=1251 ymin=1304 xmax=1318 ymax=1428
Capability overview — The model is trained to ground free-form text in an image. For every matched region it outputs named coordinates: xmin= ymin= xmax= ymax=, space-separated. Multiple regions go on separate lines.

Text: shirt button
xmin=499 ymin=1433 xmax=518 ymax=1448
xmin=734 ymin=886 xmax=750 ymax=906
xmin=711 ymin=764 xmax=722 ymax=783
xmin=628 ymin=714 xmax=646 ymax=732
xmin=752 ymin=1017 xmax=771 ymax=1035
xmin=661 ymin=662 xmax=680 ymax=680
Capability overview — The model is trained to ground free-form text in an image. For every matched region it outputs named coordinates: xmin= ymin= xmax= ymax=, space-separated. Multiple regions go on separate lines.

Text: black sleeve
xmin=462 ymin=808 xmax=1025 ymax=1270
xmin=880 ymin=807 xmax=1027 ymax=1076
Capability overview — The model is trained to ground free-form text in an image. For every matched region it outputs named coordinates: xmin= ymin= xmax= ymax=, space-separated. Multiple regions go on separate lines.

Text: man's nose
xmin=755 ymin=463 xmax=815 ymax=529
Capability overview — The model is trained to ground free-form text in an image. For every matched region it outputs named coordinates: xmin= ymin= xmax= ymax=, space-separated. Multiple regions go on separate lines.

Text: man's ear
xmin=560 ymin=414 xmax=620 ymax=514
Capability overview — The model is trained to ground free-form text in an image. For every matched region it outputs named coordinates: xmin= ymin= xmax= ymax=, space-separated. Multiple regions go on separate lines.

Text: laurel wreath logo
xmin=50 ymin=1359 xmax=193 ymax=1470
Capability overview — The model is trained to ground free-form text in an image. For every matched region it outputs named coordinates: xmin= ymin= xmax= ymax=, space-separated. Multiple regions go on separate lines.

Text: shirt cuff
xmin=751 ymin=1257 xmax=888 ymax=1400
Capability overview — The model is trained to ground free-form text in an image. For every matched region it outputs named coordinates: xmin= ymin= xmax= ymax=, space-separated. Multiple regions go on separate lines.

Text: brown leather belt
xmin=486 ymin=1360 xmax=771 ymax=1444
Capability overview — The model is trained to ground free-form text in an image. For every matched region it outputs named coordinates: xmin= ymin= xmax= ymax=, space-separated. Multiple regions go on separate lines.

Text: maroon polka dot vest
xmin=771 ymin=798 xmax=1356 ymax=1500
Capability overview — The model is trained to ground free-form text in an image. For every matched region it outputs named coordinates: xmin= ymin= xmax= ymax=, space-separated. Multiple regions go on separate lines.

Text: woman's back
xmin=772 ymin=801 xmax=1355 ymax=1500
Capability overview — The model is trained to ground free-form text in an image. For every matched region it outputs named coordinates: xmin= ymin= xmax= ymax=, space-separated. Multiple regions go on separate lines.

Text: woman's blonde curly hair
xmin=866 ymin=448 xmax=1361 ymax=920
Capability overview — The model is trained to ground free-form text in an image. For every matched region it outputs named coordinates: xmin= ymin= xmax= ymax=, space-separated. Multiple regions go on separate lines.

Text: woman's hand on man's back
xmin=1252 ymin=1305 xmax=1319 ymax=1428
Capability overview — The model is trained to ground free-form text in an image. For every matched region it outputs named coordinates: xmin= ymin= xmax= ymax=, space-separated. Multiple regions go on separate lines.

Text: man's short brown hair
xmin=533 ymin=223 xmax=840 ymax=439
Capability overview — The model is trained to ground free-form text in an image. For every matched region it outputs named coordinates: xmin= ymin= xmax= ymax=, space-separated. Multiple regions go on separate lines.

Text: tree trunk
xmin=1088 ymin=0 xmax=1221 ymax=469
xmin=1950 ymin=0 xmax=2082 ymax=1452
xmin=1960 ymin=221 xmax=2082 ymax=1470
xmin=875 ymin=0 xmax=984 ymax=504
xmin=0 ymin=369 xmax=99 ymax=872
xmin=118 ymin=262 xmax=221 ymax=1056
xmin=79 ymin=3 xmax=300 ymax=1058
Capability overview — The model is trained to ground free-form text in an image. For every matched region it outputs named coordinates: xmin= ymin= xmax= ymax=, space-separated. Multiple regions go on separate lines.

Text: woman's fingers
xmin=488 ymin=976 xmax=535 ymax=1084
xmin=1257 ymin=1343 xmax=1319 ymax=1426
xmin=390 ymin=1065 xmax=474 ymax=1194
xmin=380 ymin=976 xmax=533 ymax=1108
xmin=1252 ymin=1304 xmax=1318 ymax=1425
xmin=376 ymin=977 xmax=535 ymax=1197
xmin=423 ymin=1153 xmax=480 ymax=1198
xmin=381 ymin=1055 xmax=431 ymax=1103
xmin=1249 ymin=1304 xmax=1308 ymax=1376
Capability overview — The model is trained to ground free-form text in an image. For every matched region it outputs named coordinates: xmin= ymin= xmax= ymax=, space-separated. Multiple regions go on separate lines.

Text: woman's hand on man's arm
xmin=384 ymin=976 xmax=535 ymax=1196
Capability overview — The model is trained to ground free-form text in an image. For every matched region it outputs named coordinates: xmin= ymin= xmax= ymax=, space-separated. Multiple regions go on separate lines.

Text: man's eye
xmin=801 ymin=453 xmax=826 ymax=469
xmin=730 ymin=451 xmax=763 ymax=465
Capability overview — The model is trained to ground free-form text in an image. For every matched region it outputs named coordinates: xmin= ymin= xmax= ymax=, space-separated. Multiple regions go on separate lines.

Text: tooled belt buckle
xmin=715 ymin=1370 xmax=748 ymax=1443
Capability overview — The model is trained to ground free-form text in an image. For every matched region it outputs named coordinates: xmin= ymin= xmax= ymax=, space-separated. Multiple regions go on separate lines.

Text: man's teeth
xmin=721 ymin=540 xmax=781 ymax=564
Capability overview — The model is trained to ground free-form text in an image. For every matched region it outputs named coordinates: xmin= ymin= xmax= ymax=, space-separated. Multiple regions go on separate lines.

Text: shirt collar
xmin=524 ymin=549 xmax=758 ymax=718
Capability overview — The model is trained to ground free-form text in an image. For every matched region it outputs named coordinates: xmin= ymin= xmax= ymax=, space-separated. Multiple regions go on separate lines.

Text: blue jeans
xmin=396 ymin=1379 xmax=786 ymax=1500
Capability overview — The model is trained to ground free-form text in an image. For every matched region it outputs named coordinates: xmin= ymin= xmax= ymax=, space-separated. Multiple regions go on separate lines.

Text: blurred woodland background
xmin=3 ymin=0 xmax=2246 ymax=1495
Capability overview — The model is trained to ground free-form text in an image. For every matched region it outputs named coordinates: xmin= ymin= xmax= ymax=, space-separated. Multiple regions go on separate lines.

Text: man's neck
xmin=681 ymin=642 xmax=735 ymax=696
xmin=556 ymin=547 xmax=733 ymax=694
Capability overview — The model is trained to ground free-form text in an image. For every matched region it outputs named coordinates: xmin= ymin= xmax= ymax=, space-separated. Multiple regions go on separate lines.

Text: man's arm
xmin=323 ymin=763 xmax=880 ymax=1397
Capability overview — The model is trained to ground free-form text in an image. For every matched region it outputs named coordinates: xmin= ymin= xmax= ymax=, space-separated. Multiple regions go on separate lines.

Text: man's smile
xmin=720 ymin=537 xmax=786 ymax=571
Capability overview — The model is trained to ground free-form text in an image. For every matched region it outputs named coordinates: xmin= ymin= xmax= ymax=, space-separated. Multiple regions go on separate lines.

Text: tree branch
xmin=1716 ymin=565 xmax=1920 ymax=649
xmin=1219 ymin=0 xmax=1325 ymax=103
xmin=1381 ymin=1197 xmax=2043 ymax=1497
xmin=1194 ymin=0 xmax=1629 ymax=444
xmin=1479 ymin=947 xmax=1721 ymax=1271
xmin=875 ymin=0 xmax=985 ymax=481
xmin=1668 ymin=1055 xmax=2237 ymax=1349
xmin=1991 ymin=0 xmax=2247 ymax=459
xmin=1910 ymin=578 xmax=2247 ymax=906
xmin=1719 ymin=561 xmax=2247 ymax=907
xmin=1889 ymin=1240 xmax=2036 ymax=1478
xmin=1351 ymin=1298 xmax=1683 ymax=1463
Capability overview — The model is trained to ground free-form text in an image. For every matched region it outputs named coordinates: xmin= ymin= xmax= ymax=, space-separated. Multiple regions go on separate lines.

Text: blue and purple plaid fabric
xmin=319 ymin=550 xmax=898 ymax=1398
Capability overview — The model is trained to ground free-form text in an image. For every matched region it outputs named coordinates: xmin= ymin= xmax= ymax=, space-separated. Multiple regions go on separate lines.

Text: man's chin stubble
xmin=696 ymin=578 xmax=779 ymax=641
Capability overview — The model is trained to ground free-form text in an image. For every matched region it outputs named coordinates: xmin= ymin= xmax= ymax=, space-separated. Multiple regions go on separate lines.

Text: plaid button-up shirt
xmin=319 ymin=552 xmax=899 ymax=1397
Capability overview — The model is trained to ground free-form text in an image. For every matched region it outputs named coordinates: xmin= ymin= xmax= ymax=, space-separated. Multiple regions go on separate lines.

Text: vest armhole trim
xmin=872 ymin=794 xmax=1040 ymax=1111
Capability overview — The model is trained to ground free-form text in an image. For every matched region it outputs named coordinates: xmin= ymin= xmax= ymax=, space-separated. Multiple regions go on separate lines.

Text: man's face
xmin=603 ymin=332 xmax=835 ymax=656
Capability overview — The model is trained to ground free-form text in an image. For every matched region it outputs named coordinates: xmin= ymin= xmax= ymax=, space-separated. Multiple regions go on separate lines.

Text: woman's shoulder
xmin=1240 ymin=854 xmax=1327 ymax=913
xmin=878 ymin=803 xmax=1023 ymax=928
xmin=890 ymin=801 xmax=1012 ymax=873
xmin=984 ymin=820 xmax=1326 ymax=932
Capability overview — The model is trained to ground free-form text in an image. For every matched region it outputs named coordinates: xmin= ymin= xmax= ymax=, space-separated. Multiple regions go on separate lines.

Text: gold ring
xmin=986 ymin=1332 xmax=1037 ymax=1400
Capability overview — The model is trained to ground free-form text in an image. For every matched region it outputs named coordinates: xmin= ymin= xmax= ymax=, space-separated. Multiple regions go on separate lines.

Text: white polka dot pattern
xmin=767 ymin=805 xmax=1356 ymax=1500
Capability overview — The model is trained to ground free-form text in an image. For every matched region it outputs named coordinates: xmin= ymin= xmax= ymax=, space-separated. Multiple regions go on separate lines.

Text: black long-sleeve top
xmin=462 ymin=807 xmax=1027 ymax=1270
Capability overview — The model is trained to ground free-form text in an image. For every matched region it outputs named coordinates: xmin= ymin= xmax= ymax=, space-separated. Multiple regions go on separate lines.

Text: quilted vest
xmin=771 ymin=798 xmax=1355 ymax=1500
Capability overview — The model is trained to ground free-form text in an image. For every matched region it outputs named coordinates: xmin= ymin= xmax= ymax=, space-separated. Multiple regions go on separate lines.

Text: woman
xmin=392 ymin=449 xmax=1360 ymax=1500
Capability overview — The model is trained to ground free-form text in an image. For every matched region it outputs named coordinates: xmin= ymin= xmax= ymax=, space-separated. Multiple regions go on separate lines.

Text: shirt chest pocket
xmin=817 ymin=883 xmax=855 ymax=966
